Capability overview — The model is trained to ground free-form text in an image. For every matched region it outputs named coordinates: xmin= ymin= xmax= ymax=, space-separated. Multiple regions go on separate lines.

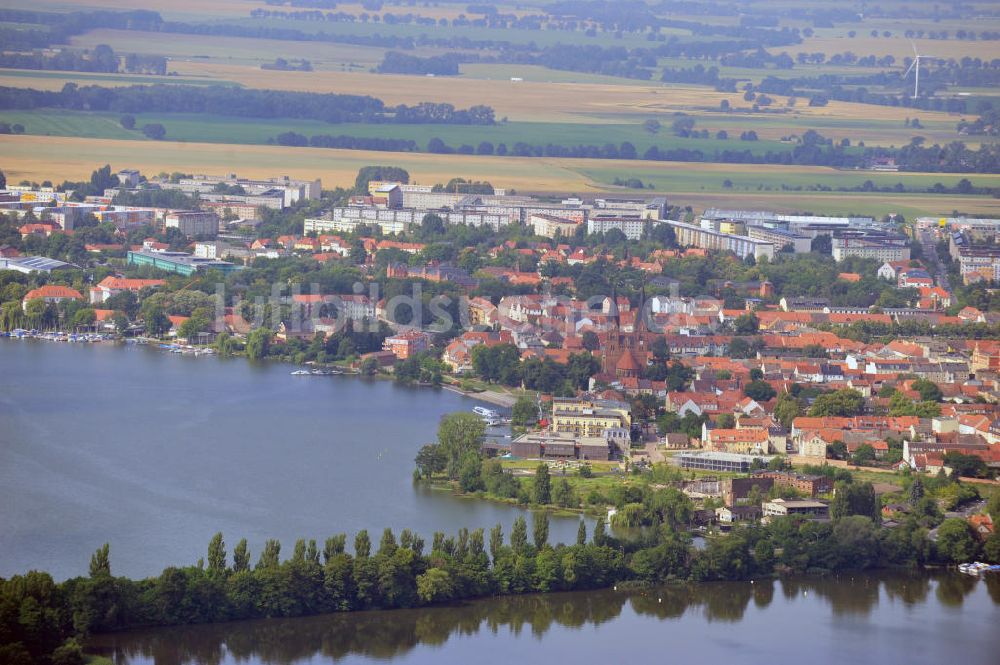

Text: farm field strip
xmin=0 ymin=109 xmax=821 ymax=155
xmin=3 ymin=134 xmax=999 ymax=218
xmin=69 ymin=29 xmax=392 ymax=69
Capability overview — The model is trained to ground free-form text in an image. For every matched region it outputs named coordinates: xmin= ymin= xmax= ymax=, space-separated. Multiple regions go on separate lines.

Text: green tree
xmin=232 ymin=538 xmax=250 ymax=573
xmin=458 ymin=451 xmax=484 ymax=491
xmin=830 ymin=481 xmax=879 ymax=521
xmin=0 ymin=301 xmax=23 ymax=331
xmin=489 ymin=523 xmax=504 ymax=560
xmin=908 ymin=477 xmax=925 ymax=507
xmin=716 ymin=413 xmax=735 ymax=429
xmin=324 ymin=534 xmax=347 ymax=562
xmin=852 ymin=444 xmax=876 ymax=466
xmin=935 ymin=518 xmax=979 ymax=563
xmin=576 ymin=520 xmax=587 ymax=545
xmin=354 ymin=530 xmax=371 ymax=558
xmin=256 ymin=539 xmax=281 ymax=569
xmin=50 ymin=639 xmax=84 ymax=665
xmin=773 ymin=393 xmax=801 ymax=429
xmin=533 ymin=512 xmax=549 ymax=549
xmin=416 ymin=568 xmax=454 ymax=603
xmin=552 ymin=477 xmax=575 ymax=508
xmin=809 ymin=389 xmax=865 ymax=417
xmin=207 ymin=532 xmax=226 ymax=577
xmin=733 ymin=312 xmax=759 ymax=334
xmin=89 ymin=543 xmax=110 ymax=578
xmin=511 ymin=395 xmax=538 ymax=427
xmin=245 ymin=327 xmax=272 ymax=361
xmin=593 ymin=516 xmax=607 ymax=546
xmin=912 ymin=378 xmax=943 ymax=402
xmin=414 ymin=444 xmax=447 ymax=478
xmin=178 ymin=311 xmax=210 ymax=341
xmin=533 ymin=463 xmax=551 ymax=504
xmin=744 ymin=380 xmax=777 ymax=402
xmin=70 ymin=307 xmax=96 ymax=330
xmin=24 ymin=298 xmax=48 ymax=329
xmin=437 ymin=413 xmax=485 ymax=478
xmin=510 ymin=516 xmax=528 ymax=552
xmin=987 ymin=491 xmax=1000 ymax=523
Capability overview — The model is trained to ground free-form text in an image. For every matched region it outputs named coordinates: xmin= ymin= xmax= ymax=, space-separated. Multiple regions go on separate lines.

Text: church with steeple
xmin=600 ymin=288 xmax=653 ymax=380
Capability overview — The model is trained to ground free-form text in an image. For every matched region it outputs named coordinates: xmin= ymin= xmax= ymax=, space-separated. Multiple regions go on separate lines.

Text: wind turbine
xmin=903 ymin=41 xmax=933 ymax=99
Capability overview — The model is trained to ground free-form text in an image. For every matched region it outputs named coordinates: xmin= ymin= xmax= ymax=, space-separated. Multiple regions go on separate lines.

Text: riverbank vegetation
xmin=4 ymin=482 xmax=999 ymax=664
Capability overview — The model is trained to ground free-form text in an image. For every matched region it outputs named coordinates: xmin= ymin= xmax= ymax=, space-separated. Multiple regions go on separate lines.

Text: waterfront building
xmin=510 ymin=430 xmax=612 ymax=461
xmin=383 ymin=330 xmax=431 ymax=360
xmin=90 ymin=276 xmax=166 ymax=304
xmin=22 ymin=285 xmax=84 ymax=310
xmin=550 ymin=397 xmax=632 ymax=437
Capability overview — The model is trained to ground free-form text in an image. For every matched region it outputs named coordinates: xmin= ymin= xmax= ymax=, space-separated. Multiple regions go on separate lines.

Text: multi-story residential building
xmin=164 ymin=211 xmax=219 ymax=237
xmin=586 ymin=214 xmax=650 ymax=240
xmin=383 ymin=330 xmax=431 ymax=360
xmin=93 ymin=207 xmax=157 ymax=231
xmin=705 ymin=427 xmax=771 ymax=454
xmin=752 ymin=471 xmax=833 ymax=497
xmin=701 ymin=209 xmax=874 ymax=229
xmin=150 ymin=173 xmax=321 ymax=208
xmin=531 ymin=213 xmax=580 ymax=238
xmin=955 ymin=246 xmax=1000 ymax=284
xmin=662 ymin=220 xmax=775 ymax=260
xmin=830 ymin=230 xmax=910 ymax=262
xmin=746 ymin=225 xmax=812 ymax=253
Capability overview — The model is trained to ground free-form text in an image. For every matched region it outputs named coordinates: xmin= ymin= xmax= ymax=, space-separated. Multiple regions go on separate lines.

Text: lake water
xmin=88 ymin=572 xmax=1000 ymax=665
xmin=0 ymin=340 xmax=587 ymax=580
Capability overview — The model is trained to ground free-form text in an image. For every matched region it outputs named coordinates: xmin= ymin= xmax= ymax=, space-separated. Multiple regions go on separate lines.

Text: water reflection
xmin=91 ymin=572 xmax=995 ymax=664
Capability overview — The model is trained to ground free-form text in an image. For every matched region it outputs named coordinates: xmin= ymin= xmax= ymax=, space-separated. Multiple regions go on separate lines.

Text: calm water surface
xmin=0 ymin=340 xmax=587 ymax=579
xmin=89 ymin=572 xmax=1000 ymax=665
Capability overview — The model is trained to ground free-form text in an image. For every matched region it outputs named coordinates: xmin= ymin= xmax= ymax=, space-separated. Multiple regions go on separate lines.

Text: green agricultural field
xmin=578 ymin=162 xmax=1000 ymax=195
xmin=0 ymin=109 xmax=809 ymax=157
xmin=0 ymin=111 xmax=137 ymax=140
xmin=0 ymin=67 xmax=239 ymax=87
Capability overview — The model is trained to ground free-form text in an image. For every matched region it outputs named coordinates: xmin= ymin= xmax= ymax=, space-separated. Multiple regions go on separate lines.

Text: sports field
xmin=4 ymin=134 xmax=998 ymax=219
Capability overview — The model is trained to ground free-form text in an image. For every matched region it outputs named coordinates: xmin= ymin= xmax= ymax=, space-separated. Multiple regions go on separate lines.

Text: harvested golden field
xmin=167 ymin=61 xmax=963 ymax=125
xmin=5 ymin=134 xmax=999 ymax=218
xmin=665 ymin=192 xmax=1000 ymax=220
xmin=0 ymin=134 xmax=591 ymax=192
xmin=772 ymin=34 xmax=1000 ymax=62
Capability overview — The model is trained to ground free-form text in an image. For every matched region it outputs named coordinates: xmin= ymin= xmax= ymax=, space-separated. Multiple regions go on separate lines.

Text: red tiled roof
xmin=23 ymin=285 xmax=84 ymax=301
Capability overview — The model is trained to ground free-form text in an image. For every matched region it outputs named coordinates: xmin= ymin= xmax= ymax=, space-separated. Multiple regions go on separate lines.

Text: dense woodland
xmin=0 ymin=84 xmax=496 ymax=126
